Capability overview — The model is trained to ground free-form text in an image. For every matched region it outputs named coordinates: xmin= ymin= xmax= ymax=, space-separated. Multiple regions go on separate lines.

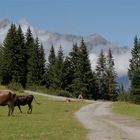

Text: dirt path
xmin=24 ymin=90 xmax=93 ymax=102
xmin=75 ymin=101 xmax=140 ymax=140
xmin=24 ymin=90 xmax=67 ymax=101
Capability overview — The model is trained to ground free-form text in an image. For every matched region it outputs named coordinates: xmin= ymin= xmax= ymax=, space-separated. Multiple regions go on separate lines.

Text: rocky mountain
xmin=0 ymin=18 xmax=131 ymax=89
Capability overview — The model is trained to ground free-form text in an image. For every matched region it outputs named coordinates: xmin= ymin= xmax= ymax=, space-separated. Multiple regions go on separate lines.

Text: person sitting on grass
xmin=78 ymin=94 xmax=83 ymax=102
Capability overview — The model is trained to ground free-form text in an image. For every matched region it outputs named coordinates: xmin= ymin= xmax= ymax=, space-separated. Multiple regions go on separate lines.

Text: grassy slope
xmin=0 ymin=90 xmax=87 ymax=140
xmin=112 ymin=102 xmax=140 ymax=121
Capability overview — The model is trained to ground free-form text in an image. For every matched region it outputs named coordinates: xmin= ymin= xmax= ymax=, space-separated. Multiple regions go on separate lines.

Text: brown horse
xmin=0 ymin=90 xmax=15 ymax=116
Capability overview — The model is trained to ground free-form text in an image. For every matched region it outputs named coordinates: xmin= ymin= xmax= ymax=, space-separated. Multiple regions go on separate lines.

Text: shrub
xmin=7 ymin=82 xmax=24 ymax=92
xmin=57 ymin=90 xmax=73 ymax=97
xmin=117 ymin=92 xmax=130 ymax=102
xmin=132 ymin=95 xmax=140 ymax=104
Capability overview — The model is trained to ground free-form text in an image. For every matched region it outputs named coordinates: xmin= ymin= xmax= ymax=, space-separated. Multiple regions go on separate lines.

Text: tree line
xmin=0 ymin=24 xmax=46 ymax=88
xmin=128 ymin=36 xmax=140 ymax=104
xmin=0 ymin=24 xmax=118 ymax=100
xmin=0 ymin=24 xmax=121 ymax=101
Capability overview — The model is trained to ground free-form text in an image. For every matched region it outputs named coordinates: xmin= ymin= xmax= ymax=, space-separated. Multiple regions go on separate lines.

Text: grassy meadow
xmin=0 ymin=89 xmax=88 ymax=140
xmin=112 ymin=102 xmax=140 ymax=121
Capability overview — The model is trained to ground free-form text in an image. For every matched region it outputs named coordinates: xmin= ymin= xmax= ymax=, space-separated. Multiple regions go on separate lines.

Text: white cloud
xmin=114 ymin=51 xmax=131 ymax=76
xmin=89 ymin=50 xmax=131 ymax=77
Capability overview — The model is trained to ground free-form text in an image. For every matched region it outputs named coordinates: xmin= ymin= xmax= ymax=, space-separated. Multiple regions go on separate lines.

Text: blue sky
xmin=0 ymin=0 xmax=140 ymax=46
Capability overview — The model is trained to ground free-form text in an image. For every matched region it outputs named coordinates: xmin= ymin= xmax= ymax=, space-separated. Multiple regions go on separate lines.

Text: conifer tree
xmin=79 ymin=38 xmax=95 ymax=98
xmin=27 ymin=37 xmax=42 ymax=85
xmin=12 ymin=25 xmax=27 ymax=87
xmin=92 ymin=71 xmax=99 ymax=100
xmin=25 ymin=27 xmax=37 ymax=85
xmin=106 ymin=48 xmax=118 ymax=100
xmin=0 ymin=24 xmax=17 ymax=85
xmin=96 ymin=49 xmax=107 ymax=99
xmin=0 ymin=25 xmax=45 ymax=88
xmin=69 ymin=43 xmax=79 ymax=71
xmin=38 ymin=43 xmax=46 ymax=85
xmin=66 ymin=43 xmax=79 ymax=93
xmin=53 ymin=46 xmax=64 ymax=89
xmin=70 ymin=42 xmax=84 ymax=97
xmin=47 ymin=45 xmax=56 ymax=88
xmin=71 ymin=39 xmax=95 ymax=98
xmin=25 ymin=27 xmax=34 ymax=65
xmin=63 ymin=56 xmax=73 ymax=90
xmin=128 ymin=36 xmax=140 ymax=103
xmin=0 ymin=44 xmax=3 ymax=82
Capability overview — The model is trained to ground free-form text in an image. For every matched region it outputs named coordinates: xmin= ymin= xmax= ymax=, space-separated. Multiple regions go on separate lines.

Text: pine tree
xmin=33 ymin=38 xmax=43 ymax=84
xmin=53 ymin=46 xmax=64 ymax=89
xmin=128 ymin=36 xmax=140 ymax=103
xmin=96 ymin=49 xmax=107 ymax=99
xmin=63 ymin=56 xmax=73 ymax=90
xmin=106 ymin=48 xmax=118 ymax=101
xmin=38 ymin=43 xmax=46 ymax=85
xmin=47 ymin=45 xmax=56 ymax=88
xmin=70 ymin=42 xmax=84 ymax=97
xmin=79 ymin=38 xmax=95 ymax=98
xmin=69 ymin=43 xmax=79 ymax=71
xmin=0 ymin=24 xmax=17 ymax=85
xmin=66 ymin=43 xmax=79 ymax=93
xmin=25 ymin=27 xmax=34 ymax=65
xmin=71 ymin=39 xmax=95 ymax=99
xmin=0 ymin=25 xmax=45 ymax=88
xmin=12 ymin=25 xmax=27 ymax=87
xmin=27 ymin=37 xmax=43 ymax=85
xmin=92 ymin=71 xmax=99 ymax=100
xmin=25 ymin=27 xmax=37 ymax=85
xmin=0 ymin=44 xmax=3 ymax=83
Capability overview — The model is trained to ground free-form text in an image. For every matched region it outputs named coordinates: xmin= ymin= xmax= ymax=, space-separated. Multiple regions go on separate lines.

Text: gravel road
xmin=75 ymin=101 xmax=140 ymax=140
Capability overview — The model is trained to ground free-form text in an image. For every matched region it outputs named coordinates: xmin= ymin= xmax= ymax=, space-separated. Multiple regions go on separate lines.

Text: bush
xmin=132 ymin=95 xmax=140 ymax=104
xmin=117 ymin=89 xmax=140 ymax=105
xmin=26 ymin=84 xmax=38 ymax=91
xmin=7 ymin=82 xmax=24 ymax=92
xmin=117 ymin=92 xmax=130 ymax=102
xmin=57 ymin=90 xmax=73 ymax=97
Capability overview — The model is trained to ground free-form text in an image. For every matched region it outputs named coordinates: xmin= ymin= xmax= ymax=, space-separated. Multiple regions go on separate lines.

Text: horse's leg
xmin=11 ymin=104 xmax=15 ymax=116
xmin=8 ymin=105 xmax=10 ymax=116
xmin=30 ymin=104 xmax=32 ymax=114
xmin=27 ymin=104 xmax=30 ymax=114
xmin=28 ymin=104 xmax=32 ymax=114
xmin=18 ymin=105 xmax=22 ymax=113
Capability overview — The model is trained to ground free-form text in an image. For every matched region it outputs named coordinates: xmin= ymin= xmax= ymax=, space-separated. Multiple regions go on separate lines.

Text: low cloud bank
xmin=89 ymin=50 xmax=131 ymax=77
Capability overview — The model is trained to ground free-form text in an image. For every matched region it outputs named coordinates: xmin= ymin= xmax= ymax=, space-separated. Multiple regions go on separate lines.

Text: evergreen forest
xmin=0 ymin=24 xmax=140 ymax=103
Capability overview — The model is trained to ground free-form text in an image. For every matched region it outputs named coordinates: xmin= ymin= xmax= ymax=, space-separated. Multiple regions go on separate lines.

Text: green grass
xmin=112 ymin=102 xmax=140 ymax=121
xmin=0 ymin=85 xmax=7 ymax=90
xmin=0 ymin=93 xmax=88 ymax=140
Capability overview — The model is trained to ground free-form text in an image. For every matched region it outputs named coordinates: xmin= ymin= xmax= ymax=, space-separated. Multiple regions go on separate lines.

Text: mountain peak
xmin=89 ymin=33 xmax=102 ymax=37
xmin=87 ymin=33 xmax=109 ymax=46
xmin=18 ymin=18 xmax=30 ymax=26
xmin=0 ymin=18 xmax=11 ymax=29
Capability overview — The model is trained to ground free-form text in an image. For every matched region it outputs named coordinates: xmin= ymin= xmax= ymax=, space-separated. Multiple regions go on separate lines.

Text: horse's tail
xmin=33 ymin=96 xmax=40 ymax=105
